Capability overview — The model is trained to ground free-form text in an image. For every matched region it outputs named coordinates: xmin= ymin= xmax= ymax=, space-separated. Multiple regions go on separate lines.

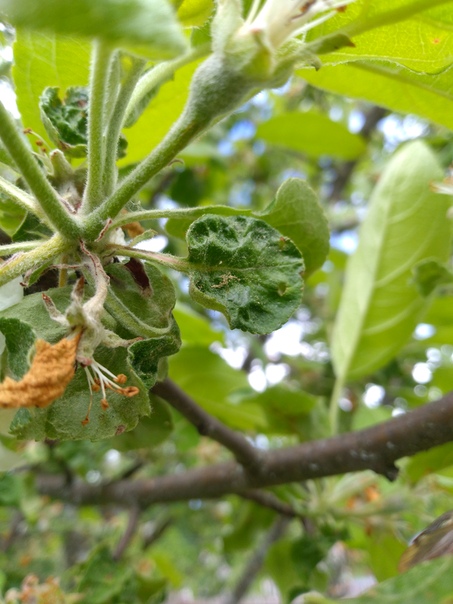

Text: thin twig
xmin=224 ymin=515 xmax=291 ymax=604
xmin=112 ymin=506 xmax=141 ymax=561
xmin=241 ymin=490 xmax=301 ymax=518
xmin=152 ymin=378 xmax=264 ymax=472
xmin=142 ymin=516 xmax=173 ymax=550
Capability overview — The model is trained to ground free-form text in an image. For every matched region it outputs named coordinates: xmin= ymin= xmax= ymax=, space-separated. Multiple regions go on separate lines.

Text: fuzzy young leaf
xmin=1 ymin=0 xmax=186 ymax=59
xmin=331 ymin=141 xmax=452 ymax=381
xmin=39 ymin=86 xmax=88 ymax=157
xmin=186 ymin=215 xmax=304 ymax=334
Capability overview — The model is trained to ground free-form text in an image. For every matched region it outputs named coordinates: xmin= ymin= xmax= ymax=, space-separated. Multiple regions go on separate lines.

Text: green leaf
xmin=256 ymin=112 xmax=366 ymax=161
xmin=121 ymin=60 xmax=200 ymax=165
xmin=306 ymin=0 xmax=453 ymax=73
xmin=331 ymin=141 xmax=451 ymax=381
xmin=166 ymin=178 xmax=329 ymax=276
xmin=236 ymin=385 xmax=321 ymax=440
xmin=173 ymin=302 xmax=224 ymax=346
xmin=177 ymin=0 xmax=213 ymax=27
xmin=0 ymin=194 xmax=26 ymax=236
xmin=168 ymin=346 xmax=267 ymax=431
xmin=298 ymin=62 xmax=453 ymax=133
xmin=186 ymin=215 xmax=304 ymax=334
xmin=13 ymin=30 xmax=91 ymax=146
xmin=405 ymin=442 xmax=453 ymax=483
xmin=76 ymin=545 xmax=134 ymax=603
xmin=106 ymin=261 xmax=180 ymax=340
xmin=257 ymin=179 xmax=329 ymax=277
xmin=1 ymin=0 xmax=186 ymax=59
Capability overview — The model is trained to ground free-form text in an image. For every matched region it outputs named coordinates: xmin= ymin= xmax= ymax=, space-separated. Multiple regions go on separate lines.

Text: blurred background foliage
xmin=2 ymin=1 xmax=453 ymax=602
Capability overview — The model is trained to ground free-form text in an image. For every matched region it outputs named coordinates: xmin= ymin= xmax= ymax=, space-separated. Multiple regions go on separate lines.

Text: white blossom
xmin=241 ymin=0 xmax=355 ymax=50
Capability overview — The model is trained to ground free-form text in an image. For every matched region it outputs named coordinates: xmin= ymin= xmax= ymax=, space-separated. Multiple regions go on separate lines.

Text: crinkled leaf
xmin=9 ymin=343 xmax=150 ymax=442
xmin=13 ymin=31 xmax=91 ymax=146
xmin=166 ymin=178 xmax=328 ymax=276
xmin=1 ymin=0 xmax=186 ymax=59
xmin=106 ymin=261 xmax=180 ymax=341
xmin=186 ymin=215 xmax=304 ymax=334
xmin=331 ymin=141 xmax=451 ymax=381
xmin=256 ymin=112 xmax=366 ymax=161
xmin=412 ymin=259 xmax=453 ymax=297
xmin=0 ymin=318 xmax=35 ymax=380
xmin=3 ymin=263 xmax=181 ymax=441
xmin=39 ymin=86 xmax=88 ymax=157
xmin=110 ymin=394 xmax=173 ymax=450
xmin=128 ymin=332 xmax=180 ymax=389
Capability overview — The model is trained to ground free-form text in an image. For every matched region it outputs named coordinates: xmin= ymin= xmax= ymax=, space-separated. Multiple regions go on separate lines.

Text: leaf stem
xmin=0 ymin=175 xmax=45 ymax=219
xmin=0 ymin=240 xmax=45 ymax=257
xmin=124 ymin=43 xmax=210 ymax=127
xmin=81 ymin=115 xmax=204 ymax=240
xmin=0 ymin=101 xmax=81 ymax=239
xmin=106 ymin=244 xmax=190 ymax=273
xmin=0 ymin=233 xmax=70 ymax=287
xmin=103 ymin=54 xmax=146 ymax=197
xmin=82 ymin=40 xmax=115 ymax=213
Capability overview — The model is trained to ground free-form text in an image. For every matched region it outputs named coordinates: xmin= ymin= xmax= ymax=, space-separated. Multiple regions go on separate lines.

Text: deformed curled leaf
xmin=0 ymin=336 xmax=78 ymax=409
xmin=186 ymin=214 xmax=304 ymax=334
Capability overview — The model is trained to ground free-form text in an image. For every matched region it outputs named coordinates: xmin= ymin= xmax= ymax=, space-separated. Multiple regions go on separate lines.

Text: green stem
xmin=0 ymin=101 xmax=81 ymax=239
xmin=109 ymin=208 xmax=198 ymax=230
xmin=82 ymin=115 xmax=204 ymax=241
xmin=0 ymin=175 xmax=45 ymax=219
xmin=0 ymin=234 xmax=70 ymax=286
xmin=0 ymin=240 xmax=45 ymax=257
xmin=329 ymin=376 xmax=344 ymax=436
xmin=124 ymin=43 xmax=210 ymax=127
xmin=106 ymin=244 xmax=190 ymax=273
xmin=103 ymin=55 xmax=146 ymax=197
xmin=82 ymin=40 xmax=115 ymax=213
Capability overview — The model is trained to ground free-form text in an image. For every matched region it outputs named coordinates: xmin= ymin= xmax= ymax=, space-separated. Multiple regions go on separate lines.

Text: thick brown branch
xmin=36 ymin=392 xmax=453 ymax=507
xmin=152 ymin=378 xmax=264 ymax=471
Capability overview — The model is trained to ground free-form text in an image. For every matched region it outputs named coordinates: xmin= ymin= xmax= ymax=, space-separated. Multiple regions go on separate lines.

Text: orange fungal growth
xmin=0 ymin=337 xmax=79 ymax=409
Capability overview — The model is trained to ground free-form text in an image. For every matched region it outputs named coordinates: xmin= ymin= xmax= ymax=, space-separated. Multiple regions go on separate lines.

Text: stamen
xmin=82 ymin=360 xmax=139 ymax=425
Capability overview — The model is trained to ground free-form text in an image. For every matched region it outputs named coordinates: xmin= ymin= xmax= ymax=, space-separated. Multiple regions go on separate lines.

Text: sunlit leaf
xmin=256 ymin=112 xmax=366 ymax=161
xmin=331 ymin=141 xmax=451 ymax=381
xmin=1 ymin=0 xmax=186 ymax=59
